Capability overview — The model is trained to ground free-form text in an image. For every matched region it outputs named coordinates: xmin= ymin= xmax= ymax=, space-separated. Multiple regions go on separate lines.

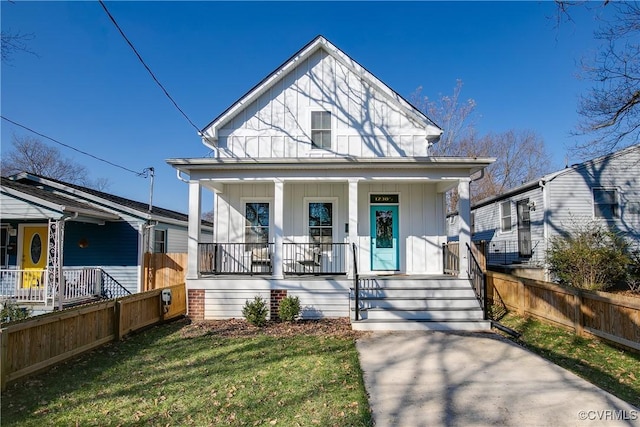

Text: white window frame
xmin=500 ymin=201 xmax=512 ymax=233
xmin=304 ymin=197 xmax=338 ymax=246
xmin=309 ymin=109 xmax=333 ymax=151
xmin=593 ymin=188 xmax=620 ymax=220
xmin=153 ymin=229 xmax=167 ymax=253
xmin=242 ymin=199 xmax=273 ymax=244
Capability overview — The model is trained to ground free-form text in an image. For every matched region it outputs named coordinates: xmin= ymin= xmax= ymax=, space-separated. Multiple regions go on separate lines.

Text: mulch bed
xmin=179 ymin=317 xmax=369 ymax=339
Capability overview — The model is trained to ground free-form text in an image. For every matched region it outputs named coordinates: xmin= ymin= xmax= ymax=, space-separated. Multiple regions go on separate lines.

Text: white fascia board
xmin=202 ymin=38 xmax=326 ymax=145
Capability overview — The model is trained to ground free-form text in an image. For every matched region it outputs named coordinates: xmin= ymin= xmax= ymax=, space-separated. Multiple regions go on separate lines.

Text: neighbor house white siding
xmin=217 ymin=49 xmax=429 ymax=159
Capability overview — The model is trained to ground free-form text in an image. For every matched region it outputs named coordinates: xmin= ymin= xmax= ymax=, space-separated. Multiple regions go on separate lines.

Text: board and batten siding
xmin=212 ymin=181 xmax=446 ymax=275
xmin=218 ymin=48 xmax=429 ymax=160
xmin=545 ymin=147 xmax=640 ymax=241
xmin=199 ymin=278 xmax=351 ymax=320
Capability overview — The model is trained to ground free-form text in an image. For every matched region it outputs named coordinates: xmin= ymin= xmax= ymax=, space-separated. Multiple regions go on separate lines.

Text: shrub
xmin=278 ymin=295 xmax=301 ymax=322
xmin=546 ymin=220 xmax=630 ymax=291
xmin=0 ymin=300 xmax=31 ymax=324
xmin=627 ymin=244 xmax=640 ymax=293
xmin=242 ymin=296 xmax=268 ymax=326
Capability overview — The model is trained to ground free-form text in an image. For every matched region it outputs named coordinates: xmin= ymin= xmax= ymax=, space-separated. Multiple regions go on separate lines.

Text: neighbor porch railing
xmin=0 ymin=267 xmax=130 ymax=306
xmin=197 ymin=242 xmax=348 ymax=275
xmin=486 ymin=239 xmax=546 ymax=266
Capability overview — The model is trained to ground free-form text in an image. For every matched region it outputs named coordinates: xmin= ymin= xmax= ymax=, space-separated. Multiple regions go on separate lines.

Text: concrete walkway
xmin=357 ymin=332 xmax=639 ymax=427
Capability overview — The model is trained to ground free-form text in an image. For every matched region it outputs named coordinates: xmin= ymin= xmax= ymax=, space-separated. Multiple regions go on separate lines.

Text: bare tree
xmin=556 ymin=1 xmax=640 ymax=158
xmin=1 ymin=30 xmax=37 ymax=63
xmin=410 ymin=79 xmax=477 ymax=155
xmin=412 ymin=81 xmax=552 ymax=209
xmin=1 ymin=135 xmax=109 ymax=190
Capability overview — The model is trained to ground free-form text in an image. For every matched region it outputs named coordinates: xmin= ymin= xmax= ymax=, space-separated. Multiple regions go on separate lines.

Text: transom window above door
xmin=311 ymin=111 xmax=331 ymax=150
xmin=309 ymin=202 xmax=333 ymax=244
xmin=245 ymin=202 xmax=270 ymax=244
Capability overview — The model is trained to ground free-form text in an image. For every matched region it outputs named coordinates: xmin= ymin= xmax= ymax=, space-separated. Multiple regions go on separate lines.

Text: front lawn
xmin=1 ymin=318 xmax=373 ymax=426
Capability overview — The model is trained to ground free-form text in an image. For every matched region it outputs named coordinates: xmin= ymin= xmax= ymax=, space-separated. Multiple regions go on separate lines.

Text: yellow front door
xmin=21 ymin=225 xmax=48 ymax=288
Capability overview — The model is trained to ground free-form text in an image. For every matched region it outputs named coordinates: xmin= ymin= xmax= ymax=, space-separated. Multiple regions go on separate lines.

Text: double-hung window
xmin=311 ymin=111 xmax=331 ymax=150
xmin=593 ymin=188 xmax=619 ymax=219
xmin=500 ymin=201 xmax=512 ymax=232
xmin=153 ymin=229 xmax=166 ymax=253
xmin=245 ymin=202 xmax=270 ymax=245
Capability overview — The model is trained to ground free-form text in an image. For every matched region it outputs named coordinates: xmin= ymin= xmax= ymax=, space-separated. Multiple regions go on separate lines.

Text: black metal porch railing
xmin=198 ymin=243 xmax=274 ymax=275
xmin=486 ymin=239 xmax=545 ymax=266
xmin=352 ymin=243 xmax=360 ymax=321
xmin=467 ymin=242 xmax=488 ymax=320
xmin=283 ymin=242 xmax=348 ymax=275
xmin=99 ymin=270 xmax=132 ymax=299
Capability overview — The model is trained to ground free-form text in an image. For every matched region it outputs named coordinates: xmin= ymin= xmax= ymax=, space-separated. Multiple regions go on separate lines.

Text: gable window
xmin=500 ymin=201 xmax=512 ymax=232
xmin=153 ymin=229 xmax=166 ymax=253
xmin=593 ymin=188 xmax=619 ymax=219
xmin=245 ymin=202 xmax=270 ymax=244
xmin=311 ymin=111 xmax=331 ymax=150
xmin=309 ymin=202 xmax=333 ymax=245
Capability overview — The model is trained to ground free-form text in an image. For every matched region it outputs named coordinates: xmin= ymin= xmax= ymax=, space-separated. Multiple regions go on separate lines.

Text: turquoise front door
xmin=370 ymin=205 xmax=399 ymax=271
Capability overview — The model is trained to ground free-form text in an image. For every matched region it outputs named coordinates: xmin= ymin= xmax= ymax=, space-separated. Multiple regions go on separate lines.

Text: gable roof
xmin=471 ymin=143 xmax=640 ymax=209
xmin=200 ymin=35 xmax=442 ymax=146
xmin=7 ymin=173 xmax=211 ymax=227
xmin=1 ymin=177 xmax=120 ymax=221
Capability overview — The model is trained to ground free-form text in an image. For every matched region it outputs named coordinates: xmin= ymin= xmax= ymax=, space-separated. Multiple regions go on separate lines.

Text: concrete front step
xmin=351 ymin=319 xmax=492 ymax=331
xmin=362 ymin=308 xmax=484 ymax=321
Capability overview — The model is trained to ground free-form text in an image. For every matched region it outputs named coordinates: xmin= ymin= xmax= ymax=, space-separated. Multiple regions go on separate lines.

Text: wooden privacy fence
xmin=143 ymin=252 xmax=187 ymax=291
xmin=487 ymin=271 xmax=640 ymax=352
xmin=0 ymin=283 xmax=186 ymax=390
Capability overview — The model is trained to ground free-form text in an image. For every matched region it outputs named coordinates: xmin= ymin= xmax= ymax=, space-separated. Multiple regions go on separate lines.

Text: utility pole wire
xmin=1 ymin=115 xmax=149 ymax=177
xmin=98 ymin=0 xmax=201 ymax=133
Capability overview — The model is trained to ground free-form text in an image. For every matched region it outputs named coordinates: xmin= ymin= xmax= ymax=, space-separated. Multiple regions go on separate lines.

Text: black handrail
xmin=352 ymin=243 xmax=360 ymax=321
xmin=99 ymin=269 xmax=132 ymax=299
xmin=466 ymin=242 xmax=488 ymax=320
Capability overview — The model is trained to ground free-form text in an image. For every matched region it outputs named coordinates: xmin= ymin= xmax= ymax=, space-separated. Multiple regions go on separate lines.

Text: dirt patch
xmin=180 ymin=317 xmax=369 ymax=339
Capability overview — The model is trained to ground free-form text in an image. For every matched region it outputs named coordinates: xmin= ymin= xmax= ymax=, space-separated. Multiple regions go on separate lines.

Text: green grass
xmin=1 ymin=320 xmax=373 ymax=426
xmin=496 ymin=312 xmax=640 ymax=407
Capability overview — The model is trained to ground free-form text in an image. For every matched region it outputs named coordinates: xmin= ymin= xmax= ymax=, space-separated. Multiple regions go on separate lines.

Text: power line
xmin=1 ymin=115 xmax=149 ymax=177
xmin=98 ymin=0 xmax=201 ymax=133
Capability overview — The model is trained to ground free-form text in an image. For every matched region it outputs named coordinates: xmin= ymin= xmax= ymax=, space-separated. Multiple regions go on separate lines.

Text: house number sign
xmin=370 ymin=194 xmax=399 ymax=204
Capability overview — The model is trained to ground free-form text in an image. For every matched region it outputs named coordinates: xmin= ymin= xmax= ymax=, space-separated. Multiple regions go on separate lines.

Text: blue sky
xmin=1 ymin=1 xmax=611 ymax=213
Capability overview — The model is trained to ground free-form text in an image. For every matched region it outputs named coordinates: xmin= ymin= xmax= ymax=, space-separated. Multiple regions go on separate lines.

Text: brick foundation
xmin=270 ymin=289 xmax=288 ymax=321
xmin=187 ymin=289 xmax=205 ymax=320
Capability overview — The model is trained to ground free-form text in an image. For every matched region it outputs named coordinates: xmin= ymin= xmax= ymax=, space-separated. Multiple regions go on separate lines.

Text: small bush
xmin=0 ymin=300 xmax=31 ymax=324
xmin=242 ymin=296 xmax=268 ymax=326
xmin=627 ymin=245 xmax=640 ymax=293
xmin=278 ymin=295 xmax=301 ymax=322
xmin=546 ymin=219 xmax=630 ymax=291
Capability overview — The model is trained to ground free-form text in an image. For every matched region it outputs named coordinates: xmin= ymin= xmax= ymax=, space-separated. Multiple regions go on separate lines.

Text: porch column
xmin=457 ymin=178 xmax=471 ymax=278
xmin=348 ymin=179 xmax=359 ymax=278
xmin=273 ymin=179 xmax=284 ymax=279
xmin=187 ymin=180 xmax=202 ymax=280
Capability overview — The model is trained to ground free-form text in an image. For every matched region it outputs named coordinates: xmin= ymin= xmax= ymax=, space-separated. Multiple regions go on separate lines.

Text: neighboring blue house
xmin=0 ymin=173 xmax=211 ymax=312
xmin=448 ymin=144 xmax=640 ymax=275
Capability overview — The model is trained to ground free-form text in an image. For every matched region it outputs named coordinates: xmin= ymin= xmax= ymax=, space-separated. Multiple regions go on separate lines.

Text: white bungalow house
xmin=447 ymin=143 xmax=640 ymax=280
xmin=167 ymin=36 xmax=495 ymax=330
